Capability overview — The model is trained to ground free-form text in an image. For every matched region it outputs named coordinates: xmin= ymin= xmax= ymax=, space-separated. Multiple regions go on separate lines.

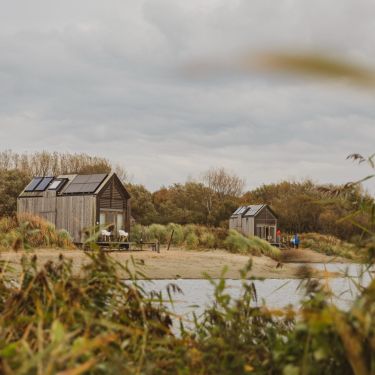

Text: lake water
xmin=142 ymin=263 xmax=373 ymax=323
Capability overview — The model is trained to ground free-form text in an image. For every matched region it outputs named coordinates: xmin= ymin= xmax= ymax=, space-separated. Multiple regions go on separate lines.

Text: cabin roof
xmin=231 ymin=204 xmax=277 ymax=218
xmin=242 ymin=204 xmax=265 ymax=217
xmin=18 ymin=172 xmax=130 ymax=198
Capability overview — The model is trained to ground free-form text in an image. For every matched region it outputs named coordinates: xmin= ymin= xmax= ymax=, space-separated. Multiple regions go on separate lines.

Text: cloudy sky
xmin=1 ymin=0 xmax=375 ymax=193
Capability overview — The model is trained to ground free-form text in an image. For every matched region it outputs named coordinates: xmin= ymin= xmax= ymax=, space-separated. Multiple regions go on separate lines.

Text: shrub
xmin=301 ymin=232 xmax=363 ymax=260
xmin=0 ymin=229 xmax=21 ymax=250
xmin=183 ymin=224 xmax=198 ymax=237
xmin=185 ymin=232 xmax=199 ymax=249
xmin=247 ymin=235 xmax=281 ymax=260
xmin=224 ymin=230 xmax=260 ymax=255
xmin=166 ymin=223 xmax=184 ymax=245
xmin=223 ymin=230 xmax=281 ymax=260
xmin=199 ymin=231 xmax=216 ymax=248
xmin=148 ymin=224 xmax=168 ymax=244
xmin=0 ymin=217 xmax=15 ymax=233
xmin=128 ymin=224 xmax=280 ymax=259
xmin=211 ymin=227 xmax=229 ymax=248
xmin=57 ymin=230 xmax=73 ymax=248
xmin=0 ymin=214 xmax=75 ymax=250
xmin=130 ymin=224 xmax=147 ymax=242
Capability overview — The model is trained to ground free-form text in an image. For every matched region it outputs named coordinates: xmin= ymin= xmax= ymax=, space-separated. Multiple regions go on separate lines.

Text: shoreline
xmin=0 ymin=247 xmax=350 ymax=280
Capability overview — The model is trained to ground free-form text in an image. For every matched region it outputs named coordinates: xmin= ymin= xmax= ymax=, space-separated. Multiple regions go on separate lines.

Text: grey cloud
xmin=0 ymin=0 xmax=374 ymax=194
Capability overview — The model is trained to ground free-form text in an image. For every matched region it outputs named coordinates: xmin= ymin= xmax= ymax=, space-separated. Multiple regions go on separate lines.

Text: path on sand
xmin=0 ymin=247 xmax=348 ymax=279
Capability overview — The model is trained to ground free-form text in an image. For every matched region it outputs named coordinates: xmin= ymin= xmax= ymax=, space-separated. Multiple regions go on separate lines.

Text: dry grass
xmin=0 ymin=214 xmax=74 ymax=251
xmin=301 ymin=232 xmax=364 ymax=260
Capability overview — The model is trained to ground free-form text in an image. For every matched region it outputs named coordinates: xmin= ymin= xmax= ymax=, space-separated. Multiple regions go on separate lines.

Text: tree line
xmin=0 ymin=150 xmax=372 ymax=241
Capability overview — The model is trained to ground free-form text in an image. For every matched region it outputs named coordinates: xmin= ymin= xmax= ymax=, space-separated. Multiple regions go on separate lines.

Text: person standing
xmin=290 ymin=235 xmax=294 ymax=248
xmin=276 ymin=229 xmax=281 ymax=244
xmin=293 ymin=233 xmax=300 ymax=249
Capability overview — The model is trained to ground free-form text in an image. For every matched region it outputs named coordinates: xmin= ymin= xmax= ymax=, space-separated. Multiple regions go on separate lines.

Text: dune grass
xmin=0 ymin=214 xmax=74 ymax=251
xmin=224 ymin=229 xmax=281 ymax=260
xmin=301 ymin=232 xmax=364 ymax=260
xmin=131 ymin=223 xmax=281 ymax=260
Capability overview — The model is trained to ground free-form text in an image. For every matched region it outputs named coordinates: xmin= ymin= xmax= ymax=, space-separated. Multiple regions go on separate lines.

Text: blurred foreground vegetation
xmin=0 ymin=249 xmax=373 ymax=374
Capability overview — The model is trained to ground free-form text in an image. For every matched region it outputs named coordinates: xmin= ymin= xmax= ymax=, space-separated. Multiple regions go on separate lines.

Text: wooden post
xmin=167 ymin=229 xmax=174 ymax=251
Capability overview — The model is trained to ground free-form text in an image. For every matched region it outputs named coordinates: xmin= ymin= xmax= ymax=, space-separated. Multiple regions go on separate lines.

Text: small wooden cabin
xmin=229 ymin=204 xmax=278 ymax=243
xmin=17 ymin=173 xmax=131 ymax=243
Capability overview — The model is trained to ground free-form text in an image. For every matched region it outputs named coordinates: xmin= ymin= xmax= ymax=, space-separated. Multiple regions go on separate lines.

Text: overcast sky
xmin=1 ymin=0 xmax=375 ymax=193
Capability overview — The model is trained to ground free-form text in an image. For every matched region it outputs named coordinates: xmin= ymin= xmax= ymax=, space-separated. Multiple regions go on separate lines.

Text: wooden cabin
xmin=17 ymin=173 xmax=131 ymax=243
xmin=229 ymin=204 xmax=278 ymax=243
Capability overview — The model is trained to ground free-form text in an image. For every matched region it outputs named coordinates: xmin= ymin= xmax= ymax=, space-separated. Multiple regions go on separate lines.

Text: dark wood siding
xmin=97 ymin=176 xmax=130 ymax=232
xmin=99 ymin=178 xmax=126 ymax=210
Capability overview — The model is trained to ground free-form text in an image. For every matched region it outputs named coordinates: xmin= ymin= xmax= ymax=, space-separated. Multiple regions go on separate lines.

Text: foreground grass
xmin=0 ymin=250 xmax=373 ymax=374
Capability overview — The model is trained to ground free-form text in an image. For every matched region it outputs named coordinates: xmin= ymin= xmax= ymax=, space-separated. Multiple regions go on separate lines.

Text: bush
xmin=128 ymin=224 xmax=280 ymax=259
xmin=211 ymin=227 xmax=229 ymax=248
xmin=247 ymin=235 xmax=281 ymax=260
xmin=166 ymin=223 xmax=184 ymax=245
xmin=148 ymin=224 xmax=168 ymax=244
xmin=223 ymin=230 xmax=281 ymax=260
xmin=199 ymin=231 xmax=216 ymax=248
xmin=130 ymin=224 xmax=144 ymax=242
xmin=185 ymin=232 xmax=199 ymax=249
xmin=301 ymin=232 xmax=363 ymax=260
xmin=183 ymin=224 xmax=198 ymax=237
xmin=57 ymin=230 xmax=73 ymax=248
xmin=0 ymin=217 xmax=15 ymax=233
xmin=224 ymin=230 xmax=260 ymax=255
xmin=0 ymin=214 xmax=75 ymax=250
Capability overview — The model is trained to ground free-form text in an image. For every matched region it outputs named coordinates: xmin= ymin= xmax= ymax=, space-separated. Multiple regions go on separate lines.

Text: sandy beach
xmin=0 ymin=246 xmax=348 ymax=279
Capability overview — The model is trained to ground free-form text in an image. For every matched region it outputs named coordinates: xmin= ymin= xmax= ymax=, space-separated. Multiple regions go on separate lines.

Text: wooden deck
xmin=90 ymin=241 xmax=160 ymax=252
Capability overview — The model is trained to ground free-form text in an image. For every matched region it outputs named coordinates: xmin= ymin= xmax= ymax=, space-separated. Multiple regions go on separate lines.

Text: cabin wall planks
xmin=17 ymin=173 xmax=131 ymax=243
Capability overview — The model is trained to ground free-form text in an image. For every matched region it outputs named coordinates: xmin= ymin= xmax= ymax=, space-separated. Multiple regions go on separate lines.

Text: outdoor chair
xmin=101 ymin=229 xmax=112 ymax=241
xmin=118 ymin=229 xmax=129 ymax=242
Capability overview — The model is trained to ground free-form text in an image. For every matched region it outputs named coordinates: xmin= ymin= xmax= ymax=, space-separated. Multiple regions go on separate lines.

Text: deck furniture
xmin=118 ymin=229 xmax=129 ymax=241
xmin=101 ymin=229 xmax=112 ymax=241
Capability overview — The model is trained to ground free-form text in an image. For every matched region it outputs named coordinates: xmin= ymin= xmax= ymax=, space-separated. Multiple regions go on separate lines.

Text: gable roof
xmin=96 ymin=173 xmax=131 ymax=199
xmin=242 ymin=204 xmax=265 ymax=217
xmin=231 ymin=204 xmax=277 ymax=218
xmin=19 ymin=172 xmax=130 ymax=198
xmin=232 ymin=206 xmax=248 ymax=216
xmin=59 ymin=173 xmax=108 ymax=195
